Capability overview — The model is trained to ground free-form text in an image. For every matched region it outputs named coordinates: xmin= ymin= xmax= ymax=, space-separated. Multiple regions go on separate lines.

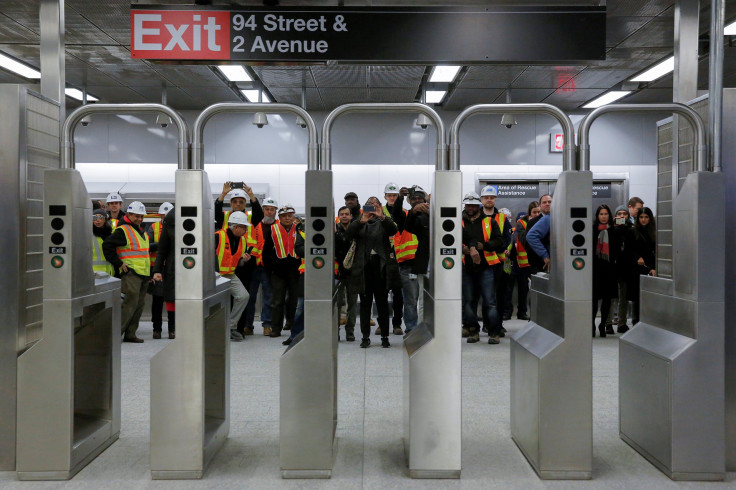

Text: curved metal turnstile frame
xmin=324 ymin=103 xmax=460 ymax=479
xmin=451 ymin=104 xmax=593 ymax=479
xmin=580 ymin=104 xmax=725 ymax=481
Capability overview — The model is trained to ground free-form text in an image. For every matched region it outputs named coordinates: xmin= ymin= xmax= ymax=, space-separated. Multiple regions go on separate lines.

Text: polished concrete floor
xmin=2 ymin=319 xmax=733 ymax=489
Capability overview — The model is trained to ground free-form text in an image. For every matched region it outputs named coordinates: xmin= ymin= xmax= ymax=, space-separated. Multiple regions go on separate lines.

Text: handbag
xmin=343 ymin=240 xmax=357 ymax=270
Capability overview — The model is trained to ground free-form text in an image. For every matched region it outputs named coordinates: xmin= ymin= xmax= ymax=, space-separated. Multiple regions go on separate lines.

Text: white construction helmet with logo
xmin=126 ymin=201 xmax=146 ymax=215
xmin=228 ymin=211 xmax=251 ymax=226
xmin=384 ymin=182 xmax=399 ymax=194
xmin=278 ymin=204 xmax=296 ymax=215
xmin=158 ymin=202 xmax=173 ymax=215
xmin=262 ymin=196 xmax=278 ymax=208
xmin=480 ymin=185 xmax=498 ymax=197
xmin=106 ymin=192 xmax=123 ymax=203
xmin=229 ymin=189 xmax=248 ymax=200
xmin=462 ymin=191 xmax=481 ymax=206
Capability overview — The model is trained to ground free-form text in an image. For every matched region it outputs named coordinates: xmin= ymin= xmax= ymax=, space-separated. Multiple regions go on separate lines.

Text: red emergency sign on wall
xmin=550 ymin=133 xmax=564 ymax=153
xmin=131 ymin=10 xmax=231 ymax=60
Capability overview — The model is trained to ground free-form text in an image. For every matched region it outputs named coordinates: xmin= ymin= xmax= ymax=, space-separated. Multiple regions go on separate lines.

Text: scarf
xmin=595 ymin=224 xmax=610 ymax=261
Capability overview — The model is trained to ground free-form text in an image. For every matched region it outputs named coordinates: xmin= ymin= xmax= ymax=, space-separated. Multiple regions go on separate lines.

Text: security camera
xmin=500 ymin=113 xmax=517 ymax=129
xmin=156 ymin=114 xmax=172 ymax=128
xmin=420 ymin=122 xmax=429 ymax=130
xmin=504 ymin=123 xmax=513 ymax=129
xmin=256 ymin=123 xmax=264 ymax=129
xmin=416 ymin=114 xmax=432 ymax=130
xmin=80 ymin=115 xmax=91 ymax=127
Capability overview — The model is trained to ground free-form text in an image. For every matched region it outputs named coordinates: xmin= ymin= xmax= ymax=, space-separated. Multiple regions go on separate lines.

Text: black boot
xmin=598 ymin=324 xmax=606 ymax=338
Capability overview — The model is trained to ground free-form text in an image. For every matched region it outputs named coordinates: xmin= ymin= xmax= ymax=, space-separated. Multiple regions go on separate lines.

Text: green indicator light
xmin=442 ymin=257 xmax=454 ymax=270
xmin=572 ymin=258 xmax=585 ymax=270
xmin=312 ymin=257 xmax=325 ymax=269
xmin=51 ymin=256 xmax=64 ymax=268
xmin=183 ymin=257 xmax=196 ymax=269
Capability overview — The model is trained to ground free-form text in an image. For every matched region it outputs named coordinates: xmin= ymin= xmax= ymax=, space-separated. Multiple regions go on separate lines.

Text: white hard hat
xmin=262 ymin=196 xmax=278 ymax=208
xmin=106 ymin=192 xmax=123 ymax=203
xmin=158 ymin=202 xmax=173 ymax=215
xmin=462 ymin=192 xmax=481 ymax=206
xmin=278 ymin=204 xmax=296 ymax=215
xmin=411 ymin=185 xmax=427 ymax=196
xmin=480 ymin=185 xmax=498 ymax=197
xmin=228 ymin=211 xmax=251 ymax=226
xmin=126 ymin=201 xmax=146 ymax=215
xmin=229 ymin=189 xmax=248 ymax=200
xmin=384 ymin=182 xmax=399 ymax=194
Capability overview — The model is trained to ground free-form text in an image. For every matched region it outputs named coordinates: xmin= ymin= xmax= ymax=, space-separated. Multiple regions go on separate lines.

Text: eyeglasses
xmin=92 ymin=215 xmax=106 ymax=221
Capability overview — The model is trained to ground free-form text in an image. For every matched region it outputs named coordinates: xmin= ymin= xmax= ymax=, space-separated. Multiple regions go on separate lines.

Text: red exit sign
xmin=131 ymin=10 xmax=231 ymax=60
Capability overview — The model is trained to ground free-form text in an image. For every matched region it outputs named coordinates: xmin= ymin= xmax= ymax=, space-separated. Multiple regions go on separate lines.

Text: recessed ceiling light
xmin=0 ymin=52 xmax=40 ymax=79
xmin=630 ymin=56 xmax=675 ymax=83
xmin=583 ymin=91 xmax=631 ymax=109
xmin=65 ymin=88 xmax=99 ymax=102
xmin=425 ymin=90 xmax=447 ymax=104
xmin=725 ymin=20 xmax=736 ymax=35
xmin=217 ymin=65 xmax=252 ymax=82
xmin=241 ymin=90 xmax=270 ymax=103
xmin=429 ymin=65 xmax=461 ymax=83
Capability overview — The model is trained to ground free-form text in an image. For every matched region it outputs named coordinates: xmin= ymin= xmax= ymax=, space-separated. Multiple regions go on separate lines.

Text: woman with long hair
xmin=628 ymin=206 xmax=657 ymax=325
xmin=592 ymin=204 xmax=620 ymax=337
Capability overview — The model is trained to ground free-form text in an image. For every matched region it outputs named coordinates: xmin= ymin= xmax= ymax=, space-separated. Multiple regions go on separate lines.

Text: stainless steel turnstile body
xmin=619 ymin=171 xmax=725 ymax=480
xmin=510 ymin=170 xmax=593 ymax=479
xmin=150 ymin=169 xmax=231 ymax=479
xmin=402 ymin=170 xmax=462 ymax=478
xmin=16 ymin=169 xmax=121 ymax=480
xmin=280 ymin=170 xmax=337 ymax=478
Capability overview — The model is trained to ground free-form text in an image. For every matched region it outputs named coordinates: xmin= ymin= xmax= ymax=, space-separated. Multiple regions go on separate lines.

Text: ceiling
xmin=0 ymin=0 xmax=734 ymax=112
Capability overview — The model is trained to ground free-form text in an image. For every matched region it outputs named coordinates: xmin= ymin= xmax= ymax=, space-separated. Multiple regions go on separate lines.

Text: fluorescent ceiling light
xmin=630 ymin=56 xmax=674 ymax=82
xmin=429 ymin=65 xmax=461 ymax=83
xmin=217 ymin=65 xmax=252 ymax=82
xmin=0 ymin=52 xmax=40 ymax=79
xmin=65 ymin=88 xmax=99 ymax=102
xmin=583 ymin=91 xmax=631 ymax=109
xmin=425 ymin=90 xmax=446 ymax=104
xmin=726 ymin=20 xmax=736 ymax=35
xmin=241 ymin=90 xmax=270 ymax=103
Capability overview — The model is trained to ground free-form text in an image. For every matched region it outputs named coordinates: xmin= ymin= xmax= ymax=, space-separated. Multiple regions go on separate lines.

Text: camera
xmin=615 ymin=217 xmax=626 ymax=225
xmin=231 ymin=181 xmax=245 ymax=189
xmin=80 ymin=115 xmax=92 ymax=127
xmin=362 ymin=205 xmax=376 ymax=213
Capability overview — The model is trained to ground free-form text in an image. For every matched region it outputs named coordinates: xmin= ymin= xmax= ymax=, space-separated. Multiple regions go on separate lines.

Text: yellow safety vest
xmin=215 ymin=229 xmax=245 ymax=275
xmin=92 ymin=235 xmax=114 ymax=275
xmin=148 ymin=221 xmax=163 ymax=267
xmin=516 ymin=220 xmax=529 ymax=268
xmin=298 ymin=230 xmax=306 ymax=274
xmin=482 ymin=216 xmax=502 ymax=266
xmin=116 ymin=224 xmax=151 ymax=276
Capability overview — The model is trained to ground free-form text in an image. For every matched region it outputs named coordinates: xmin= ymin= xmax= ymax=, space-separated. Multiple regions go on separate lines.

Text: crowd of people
xmin=89 ymin=184 xmax=657 ymax=346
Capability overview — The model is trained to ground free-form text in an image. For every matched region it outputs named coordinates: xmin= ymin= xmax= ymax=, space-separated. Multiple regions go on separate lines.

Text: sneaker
xmin=230 ymin=330 xmax=244 ymax=342
xmin=370 ymin=318 xmax=376 ymax=326
xmin=168 ymin=332 xmax=175 ymax=339
xmin=617 ymin=324 xmax=630 ymax=334
xmin=243 ymin=327 xmax=254 ymax=336
xmin=467 ymin=333 xmax=480 ymax=343
xmin=263 ymin=327 xmax=272 ymax=336
xmin=381 ymin=338 xmax=390 ymax=348
xmin=360 ymin=339 xmax=370 ymax=348
xmin=346 ymin=333 xmax=355 ymax=342
xmin=123 ymin=336 xmax=144 ymax=343
xmin=152 ymin=331 xmax=162 ymax=339
xmin=605 ymin=324 xmax=615 ymax=335
xmin=461 ymin=327 xmax=470 ymax=338
xmin=393 ymin=327 xmax=403 ymax=335
xmin=282 ymin=338 xmax=292 ymax=346
xmin=517 ymin=313 xmax=530 ymax=321
xmin=269 ymin=331 xmax=281 ymax=338
xmin=488 ymin=335 xmax=500 ymax=345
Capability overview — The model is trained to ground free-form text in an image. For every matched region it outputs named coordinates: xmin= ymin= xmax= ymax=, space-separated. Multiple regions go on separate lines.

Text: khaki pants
xmin=121 ymin=272 xmax=149 ymax=338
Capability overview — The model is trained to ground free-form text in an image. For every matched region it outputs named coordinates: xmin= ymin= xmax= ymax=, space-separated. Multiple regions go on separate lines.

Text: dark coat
xmin=592 ymin=223 xmax=621 ymax=300
xmin=152 ymin=208 xmax=176 ymax=303
xmin=344 ymin=216 xmax=399 ymax=294
xmin=403 ymin=208 xmax=431 ymax=274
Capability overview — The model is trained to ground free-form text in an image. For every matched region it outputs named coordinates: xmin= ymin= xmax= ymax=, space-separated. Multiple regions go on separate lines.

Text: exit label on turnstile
xmin=183 ymin=257 xmax=196 ymax=269
xmin=572 ymin=258 xmax=585 ymax=270
xmin=442 ymin=257 xmax=454 ymax=269
xmin=50 ymin=255 xmax=64 ymax=268
xmin=312 ymin=257 xmax=325 ymax=269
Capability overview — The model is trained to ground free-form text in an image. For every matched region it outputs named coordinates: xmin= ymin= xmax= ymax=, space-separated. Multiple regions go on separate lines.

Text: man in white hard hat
xmin=102 ymin=201 xmax=151 ymax=343
xmin=243 ymin=195 xmax=277 ymax=336
xmin=215 ymin=211 xmax=253 ymax=342
xmin=147 ymin=202 xmax=174 ymax=339
xmin=263 ymin=205 xmax=300 ymax=338
xmin=106 ymin=192 xmax=124 ymax=227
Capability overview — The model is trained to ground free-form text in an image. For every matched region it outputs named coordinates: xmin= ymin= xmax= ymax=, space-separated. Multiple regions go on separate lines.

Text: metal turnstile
xmin=280 ymin=169 xmax=337 ymax=478
xmin=509 ymin=170 xmax=593 ymax=479
xmin=16 ymin=169 xmax=121 ymax=480
xmin=402 ymin=170 xmax=462 ymax=478
xmin=150 ymin=169 xmax=231 ymax=479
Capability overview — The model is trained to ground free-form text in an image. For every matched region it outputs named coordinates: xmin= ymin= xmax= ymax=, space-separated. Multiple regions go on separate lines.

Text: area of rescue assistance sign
xmin=130 ymin=6 xmax=605 ymax=63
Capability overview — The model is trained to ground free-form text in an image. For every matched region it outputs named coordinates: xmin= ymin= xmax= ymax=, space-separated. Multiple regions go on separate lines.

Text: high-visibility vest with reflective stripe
xmin=215 ymin=229 xmax=245 ymax=275
xmin=382 ymin=205 xmax=403 ymax=250
xmin=92 ymin=235 xmax=114 ymax=275
xmin=482 ymin=217 xmax=502 ymax=266
xmin=116 ymin=224 xmax=151 ymax=276
xmin=110 ymin=218 xmax=119 ymax=230
xmin=148 ymin=221 xmax=163 ymax=267
xmin=298 ymin=230 xmax=306 ymax=274
xmin=220 ymin=210 xmax=232 ymax=231
xmin=247 ymin=221 xmax=261 ymax=263
xmin=515 ymin=219 xmax=530 ymax=268
xmin=272 ymin=223 xmax=297 ymax=259
xmin=395 ymin=230 xmax=418 ymax=262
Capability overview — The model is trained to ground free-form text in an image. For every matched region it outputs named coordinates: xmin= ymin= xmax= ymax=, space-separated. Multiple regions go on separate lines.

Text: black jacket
xmin=402 ymin=207 xmax=431 ymax=274
xmin=152 ymin=209 xmax=176 ymax=302
xmin=262 ymin=222 xmax=301 ymax=278
xmin=461 ymin=212 xmax=504 ymax=271
xmin=335 ymin=222 xmax=352 ymax=280
xmin=344 ymin=216 xmax=399 ymax=294
xmin=102 ymin=215 xmax=149 ymax=277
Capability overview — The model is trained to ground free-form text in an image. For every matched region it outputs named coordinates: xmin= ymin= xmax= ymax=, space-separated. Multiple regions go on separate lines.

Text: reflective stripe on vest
xmin=249 ymin=222 xmax=266 ymax=266
xmin=116 ymin=224 xmax=151 ymax=276
xmin=396 ymin=230 xmax=418 ymax=262
xmin=482 ymin=217 xmax=501 ymax=266
xmin=272 ymin=223 xmax=297 ymax=259
xmin=92 ymin=235 xmax=114 ymax=275
xmin=215 ymin=229 xmax=245 ymax=275
xmin=298 ymin=230 xmax=306 ymax=274
xmin=493 ymin=214 xmax=507 ymax=262
xmin=149 ymin=221 xmax=163 ymax=267
xmin=221 ymin=210 xmax=231 ymax=231
xmin=110 ymin=218 xmax=119 ymax=230
xmin=516 ymin=219 xmax=530 ymax=268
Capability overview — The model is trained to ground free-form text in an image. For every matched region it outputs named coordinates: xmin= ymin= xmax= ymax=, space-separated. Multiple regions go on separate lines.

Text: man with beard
xmin=461 ymin=191 xmax=504 ymax=344
xmin=344 ymin=191 xmax=361 ymax=221
xmin=241 ymin=196 xmax=276 ymax=337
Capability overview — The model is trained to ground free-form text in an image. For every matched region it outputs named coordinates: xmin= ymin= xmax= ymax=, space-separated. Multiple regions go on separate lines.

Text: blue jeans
xmin=290 ymin=296 xmax=304 ymax=340
xmin=462 ymin=267 xmax=500 ymax=335
xmin=244 ymin=266 xmax=272 ymax=328
xmin=399 ymin=263 xmax=421 ymax=332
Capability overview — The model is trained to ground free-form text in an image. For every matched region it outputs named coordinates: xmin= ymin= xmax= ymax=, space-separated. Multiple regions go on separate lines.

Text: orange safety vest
xmin=116 ymin=224 xmax=151 ymax=276
xmin=148 ymin=220 xmax=163 ymax=267
xmin=271 ymin=223 xmax=297 ymax=259
xmin=215 ymin=229 xmax=245 ymax=275
xmin=297 ymin=230 xmax=306 ymax=274
xmin=515 ymin=220 xmax=529 ymax=268
xmin=481 ymin=216 xmax=502 ymax=266
xmin=249 ymin=222 xmax=266 ymax=265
